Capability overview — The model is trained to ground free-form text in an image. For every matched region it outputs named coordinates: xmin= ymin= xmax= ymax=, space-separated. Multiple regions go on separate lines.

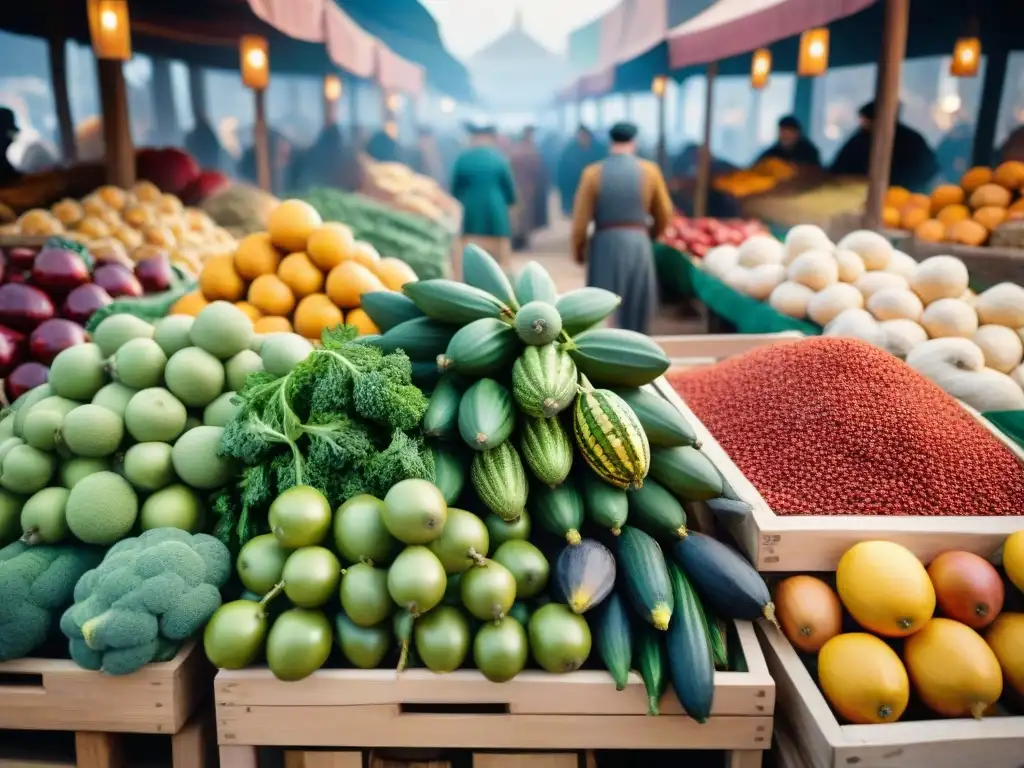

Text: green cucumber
xmin=377 ymin=317 xmax=458 ymax=362
xmin=461 ymin=243 xmax=519 ymax=309
xmin=666 ymin=561 xmax=715 ymax=723
xmin=403 ymin=279 xmax=515 ymax=324
xmin=422 ymin=376 xmax=461 ymax=439
xmin=671 ymin=532 xmax=775 ymax=624
xmin=471 ymin=442 xmax=528 ymax=522
xmin=458 ymin=379 xmax=515 ymax=451
xmin=610 ymin=387 xmax=699 ymax=448
xmin=580 ymin=471 xmax=628 ymax=536
xmin=635 ymin=624 xmax=668 ymax=715
xmin=520 ymin=416 xmax=573 ymax=488
xmin=556 ymin=288 xmax=621 ymax=336
xmin=649 ymin=446 xmax=723 ymax=502
xmin=430 ymin=444 xmax=466 ymax=505
xmin=565 ymin=328 xmax=670 ymax=387
xmin=627 ymin=478 xmax=688 ymax=540
xmin=531 ymin=479 xmax=584 ymax=546
xmin=616 ymin=526 xmax=672 ymax=631
xmin=514 ymin=261 xmax=558 ymax=306
xmin=594 ymin=590 xmax=632 ymax=690
xmin=439 ymin=318 xmax=520 ymax=377
xmin=360 ymin=291 xmax=424 ymax=332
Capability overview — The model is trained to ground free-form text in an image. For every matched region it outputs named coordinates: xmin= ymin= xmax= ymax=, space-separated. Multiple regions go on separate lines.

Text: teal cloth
xmin=981 ymin=411 xmax=1024 ymax=451
xmin=450 ymin=145 xmax=517 ymax=238
xmin=691 ymin=266 xmax=822 ymax=335
xmin=653 ymin=243 xmax=696 ymax=301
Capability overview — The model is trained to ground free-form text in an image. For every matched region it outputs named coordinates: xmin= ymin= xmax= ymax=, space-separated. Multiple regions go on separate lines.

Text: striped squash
xmin=573 ymin=375 xmax=650 ymax=490
xmin=511 ymin=344 xmax=578 ymax=418
xmin=520 ymin=416 xmax=573 ymax=488
xmin=471 ymin=441 xmax=529 ymax=522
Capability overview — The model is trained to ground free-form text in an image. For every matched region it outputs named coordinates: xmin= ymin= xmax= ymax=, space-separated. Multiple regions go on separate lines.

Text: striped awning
xmin=375 ymin=42 xmax=426 ymax=95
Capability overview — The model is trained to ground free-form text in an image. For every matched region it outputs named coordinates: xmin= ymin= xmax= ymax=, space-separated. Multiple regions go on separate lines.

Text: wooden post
xmin=47 ymin=36 xmax=76 ymax=163
xmin=694 ymin=61 xmax=717 ymax=219
xmin=863 ymin=0 xmax=910 ymax=230
xmin=971 ymin=37 xmax=1008 ymax=167
xmin=657 ymin=85 xmax=668 ymax=173
xmin=253 ymin=89 xmax=271 ymax=192
xmin=97 ymin=59 xmax=135 ymax=188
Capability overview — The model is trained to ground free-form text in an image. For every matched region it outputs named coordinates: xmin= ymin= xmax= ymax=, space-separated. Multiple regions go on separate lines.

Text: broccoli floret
xmin=0 ymin=543 xmax=103 ymax=661
xmin=60 ymin=530 xmax=231 ymax=675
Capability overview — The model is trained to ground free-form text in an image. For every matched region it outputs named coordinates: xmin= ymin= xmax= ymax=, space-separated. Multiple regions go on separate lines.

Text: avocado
xmin=236 ymin=534 xmax=290 ymax=595
xmin=460 ymin=558 xmax=516 ymax=621
xmin=484 ymin=509 xmax=531 ymax=548
xmin=266 ymin=608 xmax=332 ymax=682
xmin=332 ymin=494 xmax=397 ymax=565
xmin=414 ymin=605 xmax=470 ymax=673
xmin=492 ymin=540 xmax=549 ymax=599
xmin=473 ymin=617 xmax=528 ymax=683
xmin=203 ymin=599 xmax=269 ymax=670
xmin=281 ymin=546 xmax=341 ymax=608
xmin=339 ymin=562 xmax=393 ymax=628
xmin=382 ymin=478 xmax=448 ymax=545
xmin=268 ymin=485 xmax=332 ymax=548
xmin=386 ymin=545 xmax=447 ymax=616
xmin=428 ymin=507 xmax=489 ymax=574
xmin=334 ymin=612 xmax=390 ymax=669
xmin=528 ymin=603 xmax=592 ymax=674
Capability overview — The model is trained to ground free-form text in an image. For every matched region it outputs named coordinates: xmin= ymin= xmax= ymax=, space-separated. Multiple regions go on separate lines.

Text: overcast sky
xmin=420 ymin=0 xmax=619 ymax=60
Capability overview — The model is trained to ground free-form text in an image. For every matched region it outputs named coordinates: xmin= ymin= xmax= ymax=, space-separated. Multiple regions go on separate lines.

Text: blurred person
xmin=509 ymin=125 xmax=547 ymax=249
xmin=294 ymin=121 xmax=359 ymax=192
xmin=557 ymin=125 xmax=604 ymax=216
xmin=571 ymin=122 xmax=672 ymax=334
xmin=451 ymin=123 xmax=517 ymax=275
xmin=0 ymin=108 xmax=20 ymax=185
xmin=757 ymin=115 xmax=821 ymax=166
xmin=935 ymin=113 xmax=977 ymax=183
xmin=185 ymin=118 xmax=229 ymax=173
xmin=830 ymin=100 xmax=938 ymax=191
xmin=366 ymin=121 xmax=403 ymax=163
xmin=239 ymin=128 xmax=292 ymax=194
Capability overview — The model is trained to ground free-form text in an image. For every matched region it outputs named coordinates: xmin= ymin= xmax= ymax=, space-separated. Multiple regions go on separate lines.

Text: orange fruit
xmin=884 ymin=187 xmax=910 ymax=209
xmin=235 ymin=301 xmax=263 ymax=322
xmin=373 ymin=257 xmax=419 ymax=291
xmin=234 ymin=232 xmax=282 ymax=280
xmin=961 ymin=166 xmax=992 ymax=194
xmin=350 ymin=241 xmax=381 ymax=270
xmin=900 ymin=206 xmax=929 ymax=231
xmin=345 ymin=308 xmax=380 ymax=336
xmin=267 ymin=199 xmax=323 ymax=252
xmin=294 ymin=293 xmax=344 ymax=340
xmin=75 ymin=216 xmax=111 ymax=239
xmin=170 ymin=291 xmax=209 ymax=316
xmin=199 ymin=254 xmax=247 ymax=302
xmin=248 ymin=273 xmax=296 ymax=317
xmin=930 ymin=184 xmax=965 ymax=214
xmin=307 ymin=223 xmax=356 ymax=272
xmin=882 ymin=206 xmax=901 ymax=228
xmin=993 ymin=160 xmax=1024 ymax=191
xmin=277 ymin=252 xmax=324 ymax=298
xmin=906 ymin=193 xmax=930 ymax=210
xmin=326 ymin=261 xmax=386 ymax=309
xmin=936 ymin=204 xmax=970 ymax=226
xmin=914 ymin=218 xmax=946 ymax=243
xmin=96 ymin=185 xmax=128 ymax=210
xmin=254 ymin=316 xmax=293 ymax=334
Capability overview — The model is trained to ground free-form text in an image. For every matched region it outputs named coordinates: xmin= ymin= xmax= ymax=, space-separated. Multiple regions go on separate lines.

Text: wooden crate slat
xmin=654 ymin=332 xmax=804 ymax=361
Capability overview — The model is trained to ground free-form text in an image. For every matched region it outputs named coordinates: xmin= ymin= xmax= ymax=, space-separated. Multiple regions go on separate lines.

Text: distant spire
xmin=512 ymin=6 xmax=524 ymax=30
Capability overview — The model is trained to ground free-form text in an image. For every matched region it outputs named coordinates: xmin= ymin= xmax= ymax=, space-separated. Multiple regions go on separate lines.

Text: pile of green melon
xmin=0 ymin=302 xmax=313 ymax=550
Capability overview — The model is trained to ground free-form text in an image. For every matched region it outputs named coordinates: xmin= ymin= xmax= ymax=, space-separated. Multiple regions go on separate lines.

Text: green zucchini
xmin=360 ymin=291 xmax=424 ymax=332
xmin=422 ymin=376 xmax=461 ymax=439
xmin=627 ymin=478 xmax=687 ymax=540
xmin=430 ymin=444 xmax=466 ymax=505
xmin=635 ymin=624 xmax=668 ymax=715
xmin=649 ymin=446 xmax=724 ymax=501
xmin=531 ymin=480 xmax=584 ymax=546
xmin=458 ymin=379 xmax=515 ymax=451
xmin=377 ymin=317 xmax=458 ymax=362
xmin=514 ymin=261 xmax=558 ymax=305
xmin=403 ymin=279 xmax=515 ymax=324
xmin=461 ymin=243 xmax=519 ymax=309
xmin=594 ymin=590 xmax=632 ymax=690
xmin=438 ymin=318 xmax=520 ymax=377
xmin=610 ymin=387 xmax=700 ymax=448
xmin=580 ymin=470 xmax=628 ymax=536
xmin=671 ymin=532 xmax=776 ymax=625
xmin=666 ymin=561 xmax=715 ymax=723
xmin=708 ymin=617 xmax=729 ymax=670
xmin=553 ymin=538 xmax=615 ymax=614
xmin=556 ymin=287 xmax=621 ymax=336
xmin=565 ymin=328 xmax=670 ymax=387
xmin=616 ymin=526 xmax=673 ymax=631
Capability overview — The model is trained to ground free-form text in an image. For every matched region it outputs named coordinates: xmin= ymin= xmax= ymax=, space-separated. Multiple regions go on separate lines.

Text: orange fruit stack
xmin=172 ymin=199 xmax=420 ymax=339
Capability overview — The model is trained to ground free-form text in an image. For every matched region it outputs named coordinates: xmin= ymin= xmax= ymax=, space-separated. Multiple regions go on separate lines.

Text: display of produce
xmin=178 ymin=197 xmax=419 ymax=339
xmin=1 ymin=178 xmax=236 ymax=277
xmin=885 ymin=161 xmax=1024 ymax=246
xmin=712 ymin=157 xmax=797 ymax=198
xmin=774 ymin=537 xmax=1024 ymax=724
xmin=358 ymin=155 xmax=461 ymax=228
xmin=658 ymin=214 xmax=767 ymax=258
xmin=704 ymin=223 xmax=1024 ymax=413
xmin=668 ymin=336 xmax=1024 ymax=517
xmin=0 ymin=238 xmax=183 ymax=402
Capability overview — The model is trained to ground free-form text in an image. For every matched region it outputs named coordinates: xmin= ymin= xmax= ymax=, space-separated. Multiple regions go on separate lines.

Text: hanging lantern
xmin=798 ymin=28 xmax=829 ymax=77
xmin=950 ymin=37 xmax=981 ymax=77
xmin=439 ymin=97 xmax=455 ymax=114
xmin=240 ymin=35 xmax=270 ymax=90
xmin=386 ymin=93 xmax=405 ymax=113
xmin=751 ymin=49 xmax=772 ymax=89
xmin=323 ymin=74 xmax=342 ymax=102
xmin=652 ymin=75 xmax=668 ymax=97
xmin=87 ymin=0 xmax=132 ymax=61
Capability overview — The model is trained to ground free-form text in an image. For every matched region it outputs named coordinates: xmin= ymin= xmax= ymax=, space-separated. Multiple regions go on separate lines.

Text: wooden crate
xmin=216 ymin=621 xmax=774 ymax=768
xmin=757 ymin=622 xmax=1024 ymax=768
xmin=650 ymin=339 xmax=1024 ymax=572
xmin=655 ymin=333 xmax=805 ymax=370
xmin=0 ymin=642 xmax=214 ymax=768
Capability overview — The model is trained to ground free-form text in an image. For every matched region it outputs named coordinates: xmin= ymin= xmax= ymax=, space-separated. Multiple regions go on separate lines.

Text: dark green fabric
xmin=691 ymin=266 xmax=822 ymax=336
xmin=451 ymin=146 xmax=518 ymax=238
xmin=653 ymin=243 xmax=696 ymax=301
xmin=981 ymin=410 xmax=1024 ymax=451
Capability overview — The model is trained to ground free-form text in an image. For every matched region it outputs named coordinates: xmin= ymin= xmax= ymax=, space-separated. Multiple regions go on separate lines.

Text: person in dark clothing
xmin=184 ymin=119 xmax=228 ymax=173
xmin=935 ymin=115 xmax=977 ymax=183
xmin=830 ymin=101 xmax=939 ymax=192
xmin=366 ymin=122 xmax=403 ymax=163
xmin=0 ymin=108 xmax=21 ymax=187
xmin=757 ymin=115 xmax=821 ymax=166
xmin=294 ymin=123 xmax=360 ymax=191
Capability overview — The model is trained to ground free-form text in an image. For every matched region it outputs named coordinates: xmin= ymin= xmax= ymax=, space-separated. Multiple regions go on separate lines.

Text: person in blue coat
xmin=557 ymin=125 xmax=605 ymax=217
xmin=450 ymin=123 xmax=518 ymax=276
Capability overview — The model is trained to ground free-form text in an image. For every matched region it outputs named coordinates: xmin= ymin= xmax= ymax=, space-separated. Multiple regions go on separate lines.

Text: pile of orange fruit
xmin=883 ymin=160 xmax=1024 ymax=247
xmin=170 ymin=199 xmax=418 ymax=339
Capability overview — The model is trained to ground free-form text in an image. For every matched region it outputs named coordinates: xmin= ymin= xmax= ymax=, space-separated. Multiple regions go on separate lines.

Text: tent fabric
xmin=246 ymin=0 xmax=326 ymax=42
xmin=667 ymin=0 xmax=880 ymax=69
xmin=325 ymin=4 xmax=376 ymax=78
xmin=567 ymin=17 xmax=603 ymax=74
xmin=615 ymin=0 xmax=669 ymax=65
xmin=375 ymin=43 xmax=426 ymax=95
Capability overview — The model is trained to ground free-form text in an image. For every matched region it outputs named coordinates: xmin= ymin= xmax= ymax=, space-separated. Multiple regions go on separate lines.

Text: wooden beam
xmin=47 ymin=36 xmax=76 ymax=164
xmin=694 ymin=61 xmax=717 ymax=219
xmin=253 ymin=89 xmax=271 ymax=192
xmin=862 ymin=0 xmax=910 ymax=230
xmin=97 ymin=59 xmax=135 ymax=188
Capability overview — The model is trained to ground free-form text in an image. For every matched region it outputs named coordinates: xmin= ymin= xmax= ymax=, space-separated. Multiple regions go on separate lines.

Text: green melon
xmin=124 ymin=388 xmax=188 ymax=443
xmin=58 ymin=405 xmax=124 ymax=458
xmin=93 ymin=314 xmax=154 ymax=358
xmin=514 ymin=301 xmax=562 ymax=346
xmin=190 ymin=301 xmax=254 ymax=360
xmin=110 ymin=338 xmax=167 ymax=389
xmin=49 ymin=343 xmax=108 ymax=401
xmin=65 ymin=471 xmax=138 ymax=545
xmin=171 ymin=426 xmax=235 ymax=489
xmin=164 ymin=347 xmax=225 ymax=407
xmin=153 ymin=315 xmax=195 ymax=357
